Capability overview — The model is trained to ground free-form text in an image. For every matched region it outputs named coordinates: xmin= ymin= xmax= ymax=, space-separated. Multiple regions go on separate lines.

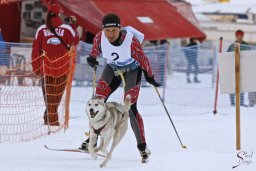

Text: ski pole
xmin=118 ymin=70 xmax=126 ymax=103
xmin=85 ymin=66 xmax=98 ymax=137
xmin=154 ymin=86 xmax=187 ymax=149
xmin=92 ymin=66 xmax=97 ymax=98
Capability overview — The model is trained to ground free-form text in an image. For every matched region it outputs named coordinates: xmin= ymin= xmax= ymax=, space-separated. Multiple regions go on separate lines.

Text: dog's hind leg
xmin=88 ymin=133 xmax=98 ymax=160
xmin=118 ymin=122 xmax=128 ymax=142
xmin=99 ymin=124 xmax=128 ymax=167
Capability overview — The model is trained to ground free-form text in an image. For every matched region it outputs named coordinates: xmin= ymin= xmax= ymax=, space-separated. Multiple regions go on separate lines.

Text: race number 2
xmin=111 ymin=52 xmax=119 ymax=61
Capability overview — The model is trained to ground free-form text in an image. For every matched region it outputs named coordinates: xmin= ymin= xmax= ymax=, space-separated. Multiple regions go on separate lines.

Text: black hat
xmin=102 ymin=13 xmax=121 ymax=28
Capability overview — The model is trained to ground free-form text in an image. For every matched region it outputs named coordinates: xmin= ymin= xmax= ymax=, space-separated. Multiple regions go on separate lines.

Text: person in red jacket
xmin=80 ymin=13 xmax=160 ymax=162
xmin=31 ymin=4 xmax=79 ymax=126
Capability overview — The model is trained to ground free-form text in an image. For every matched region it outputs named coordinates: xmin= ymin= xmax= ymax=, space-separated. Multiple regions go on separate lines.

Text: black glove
xmin=87 ymin=56 xmax=99 ymax=68
xmin=143 ymin=70 xmax=161 ymax=87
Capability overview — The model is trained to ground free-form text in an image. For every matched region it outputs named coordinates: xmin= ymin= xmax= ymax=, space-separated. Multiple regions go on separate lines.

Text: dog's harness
xmin=92 ymin=113 xmax=107 ymax=135
xmin=92 ymin=124 xmax=106 ymax=135
xmin=90 ymin=106 xmax=126 ymax=135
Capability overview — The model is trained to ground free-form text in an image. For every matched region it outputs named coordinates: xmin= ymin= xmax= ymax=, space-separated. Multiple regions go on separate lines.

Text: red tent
xmin=0 ymin=1 xmax=21 ymax=42
xmin=0 ymin=0 xmax=206 ymax=42
xmin=44 ymin=0 xmax=206 ymax=40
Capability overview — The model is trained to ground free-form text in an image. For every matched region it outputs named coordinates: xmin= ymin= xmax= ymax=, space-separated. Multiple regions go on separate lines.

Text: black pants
xmin=96 ymin=65 xmax=147 ymax=150
xmin=229 ymin=93 xmax=244 ymax=105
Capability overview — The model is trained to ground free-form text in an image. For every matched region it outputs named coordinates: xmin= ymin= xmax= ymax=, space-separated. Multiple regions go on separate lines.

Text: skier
xmin=31 ymin=3 xmax=79 ymax=126
xmin=80 ymin=13 xmax=160 ymax=162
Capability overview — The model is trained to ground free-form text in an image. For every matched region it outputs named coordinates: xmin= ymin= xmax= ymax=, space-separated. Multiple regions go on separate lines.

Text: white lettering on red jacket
xmin=31 ymin=23 xmax=79 ymax=77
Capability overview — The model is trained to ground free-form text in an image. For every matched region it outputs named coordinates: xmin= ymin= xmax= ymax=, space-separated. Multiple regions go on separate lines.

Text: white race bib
xmin=101 ymin=31 xmax=134 ymax=66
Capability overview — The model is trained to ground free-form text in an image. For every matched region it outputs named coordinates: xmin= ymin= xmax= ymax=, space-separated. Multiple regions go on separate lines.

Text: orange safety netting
xmin=0 ymin=46 xmax=76 ymax=142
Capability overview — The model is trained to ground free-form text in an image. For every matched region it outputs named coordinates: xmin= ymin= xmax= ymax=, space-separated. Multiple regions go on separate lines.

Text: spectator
xmin=31 ymin=4 xmax=79 ymax=126
xmin=158 ymin=39 xmax=169 ymax=85
xmin=0 ymin=27 xmax=6 ymax=66
xmin=0 ymin=27 xmax=9 ymax=84
xmin=249 ymin=93 xmax=256 ymax=107
xmin=227 ymin=29 xmax=250 ymax=107
xmin=84 ymin=31 xmax=95 ymax=44
xmin=184 ymin=38 xmax=200 ymax=83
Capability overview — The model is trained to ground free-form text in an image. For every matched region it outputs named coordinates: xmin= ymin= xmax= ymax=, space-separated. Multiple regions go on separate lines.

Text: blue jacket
xmin=0 ymin=32 xmax=8 ymax=66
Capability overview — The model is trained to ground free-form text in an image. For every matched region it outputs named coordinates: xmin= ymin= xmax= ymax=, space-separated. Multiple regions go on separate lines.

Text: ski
xmin=44 ymin=145 xmax=106 ymax=157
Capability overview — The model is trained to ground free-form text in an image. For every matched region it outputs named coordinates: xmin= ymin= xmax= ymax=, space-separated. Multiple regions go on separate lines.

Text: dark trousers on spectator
xmin=229 ymin=93 xmax=244 ymax=105
xmin=41 ymin=75 xmax=67 ymax=125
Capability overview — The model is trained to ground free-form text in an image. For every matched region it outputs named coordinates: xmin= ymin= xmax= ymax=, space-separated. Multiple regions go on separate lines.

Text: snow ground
xmin=0 ymin=73 xmax=256 ymax=171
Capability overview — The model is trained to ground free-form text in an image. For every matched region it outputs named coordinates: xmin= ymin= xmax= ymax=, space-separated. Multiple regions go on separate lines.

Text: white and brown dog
xmin=86 ymin=95 xmax=131 ymax=167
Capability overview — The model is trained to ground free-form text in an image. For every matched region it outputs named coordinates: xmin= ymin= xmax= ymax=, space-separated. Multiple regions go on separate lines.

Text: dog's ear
xmin=87 ymin=98 xmax=92 ymax=104
xmin=99 ymin=98 xmax=107 ymax=107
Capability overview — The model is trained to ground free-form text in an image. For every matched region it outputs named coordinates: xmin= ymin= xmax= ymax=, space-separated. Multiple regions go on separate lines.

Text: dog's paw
xmin=94 ymin=147 xmax=102 ymax=153
xmin=94 ymin=148 xmax=99 ymax=153
xmin=90 ymin=153 xmax=98 ymax=160
xmin=99 ymin=162 xmax=106 ymax=168
xmin=100 ymin=149 xmax=108 ymax=155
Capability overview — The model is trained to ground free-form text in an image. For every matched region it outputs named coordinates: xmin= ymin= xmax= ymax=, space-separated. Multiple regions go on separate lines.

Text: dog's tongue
xmin=90 ymin=111 xmax=97 ymax=118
